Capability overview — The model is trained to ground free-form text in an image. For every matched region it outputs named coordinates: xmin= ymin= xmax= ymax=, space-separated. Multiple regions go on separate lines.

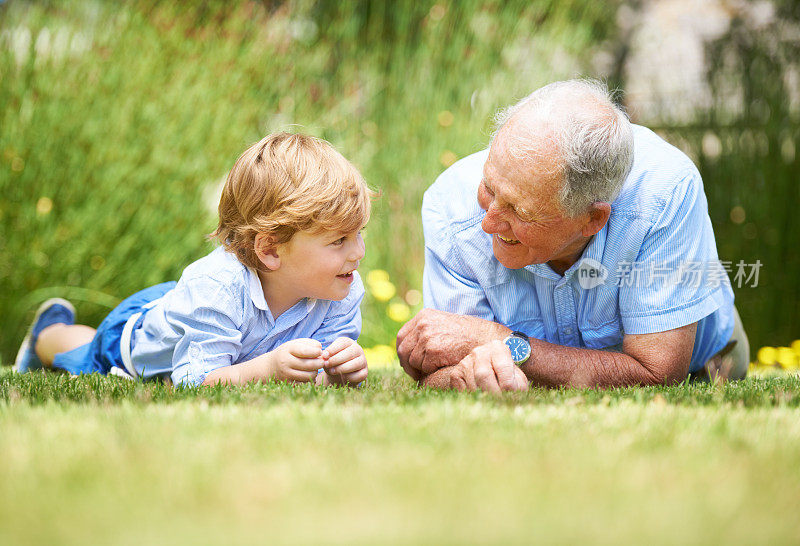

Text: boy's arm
xmin=202 ymin=339 xmax=324 ymax=386
xmin=164 ymin=278 xmax=244 ymax=386
xmin=202 ymin=353 xmax=272 ymax=386
xmin=161 ymin=277 xmax=319 ymax=386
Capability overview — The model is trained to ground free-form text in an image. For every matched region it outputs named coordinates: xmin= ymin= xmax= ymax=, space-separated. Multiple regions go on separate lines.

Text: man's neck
xmin=547 ymin=237 xmax=593 ymax=276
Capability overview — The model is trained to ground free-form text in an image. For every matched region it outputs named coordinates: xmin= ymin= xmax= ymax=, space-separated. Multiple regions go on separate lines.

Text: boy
xmin=15 ymin=133 xmax=373 ymax=387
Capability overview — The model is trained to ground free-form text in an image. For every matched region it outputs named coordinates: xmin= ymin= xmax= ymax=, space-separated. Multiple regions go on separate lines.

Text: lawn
xmin=2 ymin=2 xmax=798 ymax=543
xmin=2 ymin=367 xmax=800 ymax=545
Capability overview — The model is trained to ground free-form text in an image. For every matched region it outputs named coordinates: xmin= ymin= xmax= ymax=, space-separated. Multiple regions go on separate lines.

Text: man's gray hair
xmin=492 ymin=79 xmax=634 ymax=217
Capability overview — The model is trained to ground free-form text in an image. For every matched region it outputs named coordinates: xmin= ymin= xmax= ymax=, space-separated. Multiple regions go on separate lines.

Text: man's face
xmin=478 ymin=134 xmax=590 ymax=270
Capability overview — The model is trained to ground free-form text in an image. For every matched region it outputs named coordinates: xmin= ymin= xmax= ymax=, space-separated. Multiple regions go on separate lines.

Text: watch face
xmin=505 ymin=335 xmax=531 ymax=364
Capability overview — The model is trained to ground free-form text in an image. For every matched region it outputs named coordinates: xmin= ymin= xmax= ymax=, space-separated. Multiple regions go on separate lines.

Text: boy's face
xmin=273 ymin=228 xmax=365 ymax=302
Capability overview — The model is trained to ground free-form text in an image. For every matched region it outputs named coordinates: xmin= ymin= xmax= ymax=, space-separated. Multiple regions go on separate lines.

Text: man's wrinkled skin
xmin=396 ymin=309 xmax=510 ymax=381
xmin=449 ymin=340 xmax=529 ymax=393
xmin=399 ymin=309 xmax=696 ymax=391
xmin=397 ymin=100 xmax=699 ymax=393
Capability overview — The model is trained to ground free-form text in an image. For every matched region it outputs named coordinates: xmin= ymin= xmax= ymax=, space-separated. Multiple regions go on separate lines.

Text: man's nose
xmin=482 ymin=202 xmax=509 ymax=234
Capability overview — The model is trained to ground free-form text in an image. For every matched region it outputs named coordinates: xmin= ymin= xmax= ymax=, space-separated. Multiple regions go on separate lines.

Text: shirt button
xmin=564 ymin=328 xmax=573 ymax=335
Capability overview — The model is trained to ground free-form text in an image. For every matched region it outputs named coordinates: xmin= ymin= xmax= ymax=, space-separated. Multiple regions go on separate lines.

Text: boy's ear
xmin=254 ymin=232 xmax=281 ymax=271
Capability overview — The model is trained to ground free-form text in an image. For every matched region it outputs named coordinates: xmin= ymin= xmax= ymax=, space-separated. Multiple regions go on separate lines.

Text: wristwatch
xmin=503 ymin=331 xmax=531 ymax=365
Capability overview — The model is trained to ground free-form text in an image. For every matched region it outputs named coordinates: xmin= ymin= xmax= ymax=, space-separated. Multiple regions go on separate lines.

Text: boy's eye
xmin=331 ymin=237 xmax=345 ymax=246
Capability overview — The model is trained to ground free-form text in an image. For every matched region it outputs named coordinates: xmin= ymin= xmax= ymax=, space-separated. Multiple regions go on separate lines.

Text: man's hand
xmin=265 ymin=338 xmax=325 ymax=383
xmin=450 ymin=340 xmax=529 ymax=394
xmin=320 ymin=337 xmax=368 ymax=386
xmin=396 ymin=309 xmax=510 ymax=381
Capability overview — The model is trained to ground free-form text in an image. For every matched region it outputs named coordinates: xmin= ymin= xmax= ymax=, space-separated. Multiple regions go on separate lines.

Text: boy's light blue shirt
xmin=130 ymin=247 xmax=364 ymax=386
xmin=422 ymin=125 xmax=735 ymax=373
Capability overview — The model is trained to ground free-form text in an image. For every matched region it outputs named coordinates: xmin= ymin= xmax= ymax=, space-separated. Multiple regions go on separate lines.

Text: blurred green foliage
xmin=657 ymin=0 xmax=800 ymax=351
xmin=0 ymin=0 xmax=618 ymax=362
xmin=0 ymin=0 xmax=795 ymax=365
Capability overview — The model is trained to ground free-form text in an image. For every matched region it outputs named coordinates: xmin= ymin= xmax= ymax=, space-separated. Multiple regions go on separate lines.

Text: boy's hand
xmin=321 ymin=337 xmax=368 ymax=386
xmin=266 ymin=338 xmax=324 ymax=383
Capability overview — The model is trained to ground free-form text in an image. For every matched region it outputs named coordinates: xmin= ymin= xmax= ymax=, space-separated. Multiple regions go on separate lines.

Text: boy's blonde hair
xmin=210 ymin=132 xmax=373 ymax=270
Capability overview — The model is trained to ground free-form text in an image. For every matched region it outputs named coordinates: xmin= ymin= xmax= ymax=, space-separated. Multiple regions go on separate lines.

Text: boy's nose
xmin=349 ymin=238 xmax=366 ymax=262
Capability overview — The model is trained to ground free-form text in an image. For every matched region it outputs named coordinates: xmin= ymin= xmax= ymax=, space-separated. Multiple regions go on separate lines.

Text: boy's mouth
xmin=336 ymin=271 xmax=355 ymax=281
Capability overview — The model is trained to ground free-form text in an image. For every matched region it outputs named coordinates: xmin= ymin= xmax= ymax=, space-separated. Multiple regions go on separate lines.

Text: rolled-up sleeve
xmin=620 ymin=169 xmax=727 ymax=335
xmin=421 ymin=188 xmax=494 ymax=321
xmin=423 ymin=247 xmax=494 ymax=320
xmin=310 ymin=272 xmax=365 ymax=348
xmin=167 ymin=278 xmax=243 ymax=386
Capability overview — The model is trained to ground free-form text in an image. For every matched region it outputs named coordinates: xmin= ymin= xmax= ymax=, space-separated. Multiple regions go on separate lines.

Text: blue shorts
xmin=52 ymin=282 xmax=177 ymax=376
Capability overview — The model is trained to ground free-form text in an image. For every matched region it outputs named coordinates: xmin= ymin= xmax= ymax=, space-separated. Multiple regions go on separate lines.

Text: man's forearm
xmin=417 ymin=341 xmax=673 ymax=389
xmin=521 ymin=337 xmax=681 ymax=388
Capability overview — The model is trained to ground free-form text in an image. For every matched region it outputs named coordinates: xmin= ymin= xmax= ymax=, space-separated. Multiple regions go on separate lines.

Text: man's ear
xmin=581 ymin=201 xmax=611 ymax=238
xmin=254 ymin=232 xmax=281 ymax=271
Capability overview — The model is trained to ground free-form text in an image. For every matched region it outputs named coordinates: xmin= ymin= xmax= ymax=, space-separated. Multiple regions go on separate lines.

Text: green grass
xmin=1 ymin=4 xmax=798 ymax=541
xmin=2 ymin=367 xmax=800 ymax=545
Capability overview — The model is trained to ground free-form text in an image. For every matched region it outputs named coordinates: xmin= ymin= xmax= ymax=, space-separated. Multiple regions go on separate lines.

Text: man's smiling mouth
xmin=497 ymin=234 xmax=520 ymax=245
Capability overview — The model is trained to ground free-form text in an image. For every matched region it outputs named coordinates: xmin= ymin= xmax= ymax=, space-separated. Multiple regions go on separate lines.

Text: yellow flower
xmin=404 ymin=289 xmax=422 ymax=306
xmin=365 ymin=270 xmax=396 ymax=301
xmin=366 ymin=269 xmax=390 ymax=285
xmin=748 ymin=362 xmax=774 ymax=376
xmin=437 ymin=110 xmax=454 ymax=128
xmin=776 ymin=347 xmax=798 ymax=369
xmin=429 ymin=3 xmax=446 ymax=21
xmin=36 ymin=197 xmax=53 ymax=216
xmin=791 ymin=340 xmax=800 ymax=355
xmin=757 ymin=346 xmax=777 ymax=366
xmin=387 ymin=301 xmax=411 ymax=322
xmin=729 ymin=206 xmax=746 ymax=224
xmin=361 ymin=120 xmax=378 ymax=137
xmin=364 ymin=344 xmax=397 ymax=369
xmin=440 ymin=150 xmax=458 ymax=167
xmin=369 ymin=280 xmax=396 ymax=302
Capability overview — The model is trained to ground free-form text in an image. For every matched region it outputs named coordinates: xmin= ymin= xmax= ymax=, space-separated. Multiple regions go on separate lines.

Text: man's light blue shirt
xmin=422 ymin=125 xmax=734 ymax=373
xmin=130 ymin=247 xmax=364 ymax=386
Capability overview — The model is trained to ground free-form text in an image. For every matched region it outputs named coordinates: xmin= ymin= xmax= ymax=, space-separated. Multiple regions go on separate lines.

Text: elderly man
xmin=396 ymin=79 xmax=748 ymax=392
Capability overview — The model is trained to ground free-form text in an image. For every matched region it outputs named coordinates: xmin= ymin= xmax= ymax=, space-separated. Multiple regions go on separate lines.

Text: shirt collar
xmin=246 ymin=266 xmax=270 ymax=311
xmin=523 ymin=223 xmax=608 ymax=281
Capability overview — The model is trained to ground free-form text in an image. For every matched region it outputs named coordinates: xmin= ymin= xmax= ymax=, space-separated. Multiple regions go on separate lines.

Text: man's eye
xmin=514 ymin=209 xmax=534 ymax=222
